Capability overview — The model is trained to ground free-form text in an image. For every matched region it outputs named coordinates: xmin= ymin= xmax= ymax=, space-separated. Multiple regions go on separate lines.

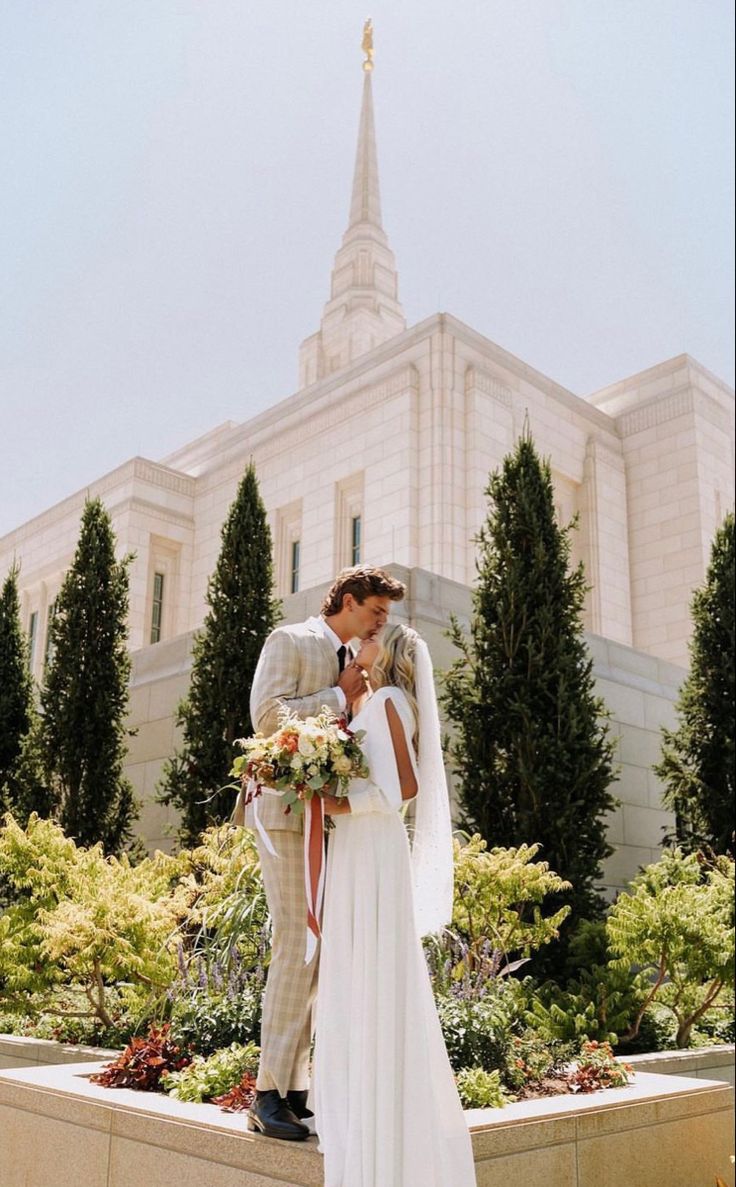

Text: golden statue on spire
xmin=362 ymin=18 xmax=374 ymax=72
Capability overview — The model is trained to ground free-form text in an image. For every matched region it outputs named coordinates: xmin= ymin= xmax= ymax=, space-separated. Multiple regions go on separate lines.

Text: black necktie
xmin=337 ymin=645 xmax=347 ymax=673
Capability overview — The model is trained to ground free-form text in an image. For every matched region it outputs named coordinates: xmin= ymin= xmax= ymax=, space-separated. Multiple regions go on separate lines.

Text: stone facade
xmin=0 ymin=61 xmax=733 ymax=871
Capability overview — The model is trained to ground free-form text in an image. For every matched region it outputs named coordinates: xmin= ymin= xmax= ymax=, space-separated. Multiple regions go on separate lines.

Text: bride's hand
xmin=321 ymin=793 xmax=351 ymax=816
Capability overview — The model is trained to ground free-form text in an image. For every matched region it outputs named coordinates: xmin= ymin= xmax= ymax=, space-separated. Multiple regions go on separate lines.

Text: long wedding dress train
xmin=309 ymin=688 xmax=477 ymax=1187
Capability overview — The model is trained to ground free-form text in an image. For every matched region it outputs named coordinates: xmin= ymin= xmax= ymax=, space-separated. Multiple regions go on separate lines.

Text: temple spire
xmin=347 ymin=68 xmax=383 ymax=232
xmin=298 ymin=21 xmax=405 ymax=389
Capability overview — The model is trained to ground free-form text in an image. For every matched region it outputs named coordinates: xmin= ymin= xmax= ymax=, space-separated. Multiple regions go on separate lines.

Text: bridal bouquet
xmin=231 ymin=707 xmax=368 ymax=818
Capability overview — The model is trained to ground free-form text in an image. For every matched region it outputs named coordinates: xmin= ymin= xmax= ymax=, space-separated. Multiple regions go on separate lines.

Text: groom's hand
xmin=337 ymin=662 xmax=367 ymax=708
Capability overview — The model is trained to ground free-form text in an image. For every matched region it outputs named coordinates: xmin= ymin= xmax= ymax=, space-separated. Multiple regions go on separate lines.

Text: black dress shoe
xmin=286 ymin=1088 xmax=314 ymax=1120
xmin=247 ymin=1089 xmax=310 ymax=1141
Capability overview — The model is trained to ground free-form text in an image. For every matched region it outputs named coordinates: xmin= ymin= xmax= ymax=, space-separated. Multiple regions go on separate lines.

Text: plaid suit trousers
xmin=255 ymin=827 xmax=319 ymax=1094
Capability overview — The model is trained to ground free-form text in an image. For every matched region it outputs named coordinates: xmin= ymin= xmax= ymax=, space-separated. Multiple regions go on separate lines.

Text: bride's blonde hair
xmin=371 ymin=623 xmax=419 ymax=746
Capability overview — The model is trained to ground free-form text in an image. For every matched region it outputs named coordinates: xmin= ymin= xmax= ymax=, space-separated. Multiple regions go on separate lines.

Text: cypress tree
xmin=157 ymin=463 xmax=280 ymax=846
xmin=442 ymin=431 xmax=617 ymax=947
xmin=654 ymin=513 xmax=735 ymax=854
xmin=41 ymin=498 xmax=136 ymax=854
xmin=0 ymin=566 xmax=36 ymax=817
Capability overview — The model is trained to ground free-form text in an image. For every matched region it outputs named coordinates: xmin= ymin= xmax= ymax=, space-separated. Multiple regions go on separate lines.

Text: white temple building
xmin=2 ymin=54 xmax=734 ymax=886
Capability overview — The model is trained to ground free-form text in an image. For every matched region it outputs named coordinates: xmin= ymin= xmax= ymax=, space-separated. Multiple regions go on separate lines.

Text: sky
xmin=1 ymin=0 xmax=733 ymax=539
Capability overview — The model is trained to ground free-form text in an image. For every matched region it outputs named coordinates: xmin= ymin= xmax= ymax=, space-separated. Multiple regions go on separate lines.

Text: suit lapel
xmin=305 ymin=617 xmax=340 ymax=682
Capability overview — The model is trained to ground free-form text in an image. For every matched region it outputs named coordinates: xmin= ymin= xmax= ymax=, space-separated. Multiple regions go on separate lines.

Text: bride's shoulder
xmin=369 ymin=686 xmax=409 ymax=712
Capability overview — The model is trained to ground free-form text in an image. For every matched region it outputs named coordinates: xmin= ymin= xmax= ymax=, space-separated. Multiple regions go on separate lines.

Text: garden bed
xmin=0 ymin=1059 xmax=733 ymax=1187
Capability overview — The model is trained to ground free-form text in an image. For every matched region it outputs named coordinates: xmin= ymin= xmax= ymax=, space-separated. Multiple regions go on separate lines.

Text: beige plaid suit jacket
xmin=233 ymin=617 xmax=344 ymax=834
xmin=236 ymin=617 xmax=344 ymax=1094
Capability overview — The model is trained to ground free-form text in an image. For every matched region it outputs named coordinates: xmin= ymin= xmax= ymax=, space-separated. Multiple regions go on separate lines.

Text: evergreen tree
xmin=41 ymin=499 xmax=136 ymax=854
xmin=158 ymin=463 xmax=280 ymax=846
xmin=0 ymin=565 xmax=35 ymax=816
xmin=442 ymin=431 xmax=617 ymax=949
xmin=654 ymin=513 xmax=735 ymax=855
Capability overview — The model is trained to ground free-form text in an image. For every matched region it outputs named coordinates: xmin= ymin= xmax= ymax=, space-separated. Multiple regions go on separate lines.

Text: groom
xmin=242 ymin=565 xmax=406 ymax=1141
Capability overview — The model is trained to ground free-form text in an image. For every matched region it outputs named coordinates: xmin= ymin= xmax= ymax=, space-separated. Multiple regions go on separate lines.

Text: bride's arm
xmin=324 ymin=696 xmax=417 ymax=816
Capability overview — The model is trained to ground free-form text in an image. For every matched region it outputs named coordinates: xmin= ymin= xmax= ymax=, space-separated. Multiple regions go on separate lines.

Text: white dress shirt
xmin=314 ymin=615 xmax=349 ymax=713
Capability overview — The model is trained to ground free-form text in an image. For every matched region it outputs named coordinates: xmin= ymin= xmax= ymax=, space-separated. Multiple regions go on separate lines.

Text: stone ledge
xmin=0 ymin=1060 xmax=733 ymax=1187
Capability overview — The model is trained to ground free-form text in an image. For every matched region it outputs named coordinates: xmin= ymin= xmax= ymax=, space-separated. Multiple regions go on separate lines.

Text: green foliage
xmin=434 ymin=983 xmax=523 ymax=1075
xmin=40 ymin=499 xmax=137 ymax=854
xmin=169 ymin=987 xmax=263 ymax=1057
xmin=0 ymin=813 xmax=188 ymax=1029
xmin=607 ymin=849 xmax=735 ymax=1048
xmin=449 ymin=835 xmax=572 ymax=984
xmin=455 ymin=1066 xmax=514 ymax=1109
xmin=654 ymin=513 xmax=735 ymax=855
xmin=0 ymin=566 xmax=51 ymax=825
xmin=158 ymin=464 xmax=280 ymax=846
xmin=526 ymin=921 xmax=647 ymax=1045
xmin=163 ymin=1041 xmax=260 ymax=1102
xmin=442 ymin=432 xmax=618 ymax=966
xmin=173 ymin=824 xmax=268 ymax=971
xmin=503 ymin=1027 xmax=577 ymax=1093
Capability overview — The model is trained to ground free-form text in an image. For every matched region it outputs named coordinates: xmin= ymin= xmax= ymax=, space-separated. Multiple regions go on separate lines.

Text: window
xmin=335 ymin=473 xmax=364 ymax=569
xmin=44 ymin=601 xmax=56 ymax=672
xmin=28 ymin=611 xmax=38 ymax=671
xmin=351 ymin=515 xmax=362 ymax=565
xmin=150 ymin=572 xmax=165 ymax=644
xmin=290 ymin=540 xmax=301 ymax=594
xmin=276 ymin=501 xmax=303 ymax=597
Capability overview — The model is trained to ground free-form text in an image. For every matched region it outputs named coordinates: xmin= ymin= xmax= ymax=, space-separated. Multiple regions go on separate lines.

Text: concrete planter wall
xmin=0 ymin=1059 xmax=733 ymax=1187
xmin=0 ymin=1033 xmax=120 ymax=1071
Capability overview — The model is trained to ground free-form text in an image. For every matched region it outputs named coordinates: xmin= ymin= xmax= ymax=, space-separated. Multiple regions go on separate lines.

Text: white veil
xmin=410 ymin=637 xmax=454 ymax=937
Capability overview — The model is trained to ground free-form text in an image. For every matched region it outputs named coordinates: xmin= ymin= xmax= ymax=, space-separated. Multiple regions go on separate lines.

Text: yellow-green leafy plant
xmin=448 ymin=835 xmax=572 ymax=986
xmin=0 ymin=813 xmax=190 ymax=1029
xmin=162 ymin=1041 xmax=260 ymax=1103
xmin=455 ymin=1066 xmax=514 ymax=1109
xmin=607 ymin=849 xmax=735 ymax=1048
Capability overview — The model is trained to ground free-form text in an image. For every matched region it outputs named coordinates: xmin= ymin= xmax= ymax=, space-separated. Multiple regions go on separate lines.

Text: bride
xmin=309 ymin=623 xmax=477 ymax=1187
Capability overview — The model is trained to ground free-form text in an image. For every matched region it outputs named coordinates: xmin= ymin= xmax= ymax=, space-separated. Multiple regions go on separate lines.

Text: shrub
xmin=568 ymin=1040 xmax=632 ymax=1093
xmin=163 ymin=1041 xmax=260 ymax=1102
xmin=435 ymin=979 xmax=525 ymax=1074
xmin=169 ymin=985 xmax=263 ymax=1056
xmin=503 ymin=1028 xmax=577 ymax=1094
xmin=527 ymin=921 xmax=647 ymax=1045
xmin=607 ymin=849 xmax=735 ymax=1047
xmin=455 ymin=1067 xmax=514 ymax=1109
xmin=0 ymin=814 xmax=188 ymax=1030
xmin=90 ymin=1024 xmax=191 ymax=1091
xmin=426 ymin=836 xmax=571 ymax=998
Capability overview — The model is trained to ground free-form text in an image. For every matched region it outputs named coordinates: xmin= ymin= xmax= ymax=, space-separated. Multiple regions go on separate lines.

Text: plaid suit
xmin=237 ymin=617 xmax=344 ymax=1095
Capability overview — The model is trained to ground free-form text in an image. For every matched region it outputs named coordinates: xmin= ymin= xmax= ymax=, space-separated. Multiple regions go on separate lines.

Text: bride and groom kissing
xmin=239 ymin=566 xmax=477 ymax=1187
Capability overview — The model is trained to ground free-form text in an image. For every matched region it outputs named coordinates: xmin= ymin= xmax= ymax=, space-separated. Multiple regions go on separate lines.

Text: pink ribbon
xmin=303 ymin=795 xmax=326 ymax=965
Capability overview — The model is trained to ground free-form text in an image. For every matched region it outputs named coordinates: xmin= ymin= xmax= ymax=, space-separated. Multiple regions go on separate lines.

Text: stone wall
xmin=126 ymin=566 xmax=683 ymax=894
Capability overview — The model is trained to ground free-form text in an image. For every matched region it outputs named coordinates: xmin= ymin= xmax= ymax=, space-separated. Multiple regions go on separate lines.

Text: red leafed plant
xmin=212 ymin=1072 xmax=258 ymax=1112
xmin=90 ymin=1024 xmax=192 ymax=1091
xmin=568 ymin=1040 xmax=632 ymax=1094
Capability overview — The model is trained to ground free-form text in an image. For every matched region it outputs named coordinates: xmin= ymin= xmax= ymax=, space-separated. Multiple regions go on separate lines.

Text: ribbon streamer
xmin=303 ymin=794 xmax=326 ymax=965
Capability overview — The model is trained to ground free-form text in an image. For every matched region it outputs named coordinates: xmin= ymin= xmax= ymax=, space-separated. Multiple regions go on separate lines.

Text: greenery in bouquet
xmin=162 ymin=1041 xmax=260 ymax=1102
xmin=231 ymin=706 xmax=369 ymax=818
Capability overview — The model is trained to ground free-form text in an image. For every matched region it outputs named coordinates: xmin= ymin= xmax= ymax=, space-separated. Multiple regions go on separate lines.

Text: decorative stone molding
xmin=232 ymin=365 xmax=420 ymax=469
xmin=616 ymin=389 xmax=694 ymax=437
xmin=464 ymin=365 xmax=513 ymax=408
xmin=131 ymin=459 xmax=196 ymax=497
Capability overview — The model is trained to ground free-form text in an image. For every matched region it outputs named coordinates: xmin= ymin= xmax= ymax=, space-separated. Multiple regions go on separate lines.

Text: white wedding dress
xmin=309 ymin=687 xmax=477 ymax=1187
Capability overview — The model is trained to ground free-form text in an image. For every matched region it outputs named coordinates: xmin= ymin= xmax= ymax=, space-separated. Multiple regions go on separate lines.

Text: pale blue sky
xmin=1 ymin=1 xmax=733 ymax=538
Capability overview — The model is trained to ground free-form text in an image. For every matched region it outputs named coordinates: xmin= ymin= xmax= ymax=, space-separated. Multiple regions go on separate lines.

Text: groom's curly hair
xmin=321 ymin=566 xmax=406 ymax=616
